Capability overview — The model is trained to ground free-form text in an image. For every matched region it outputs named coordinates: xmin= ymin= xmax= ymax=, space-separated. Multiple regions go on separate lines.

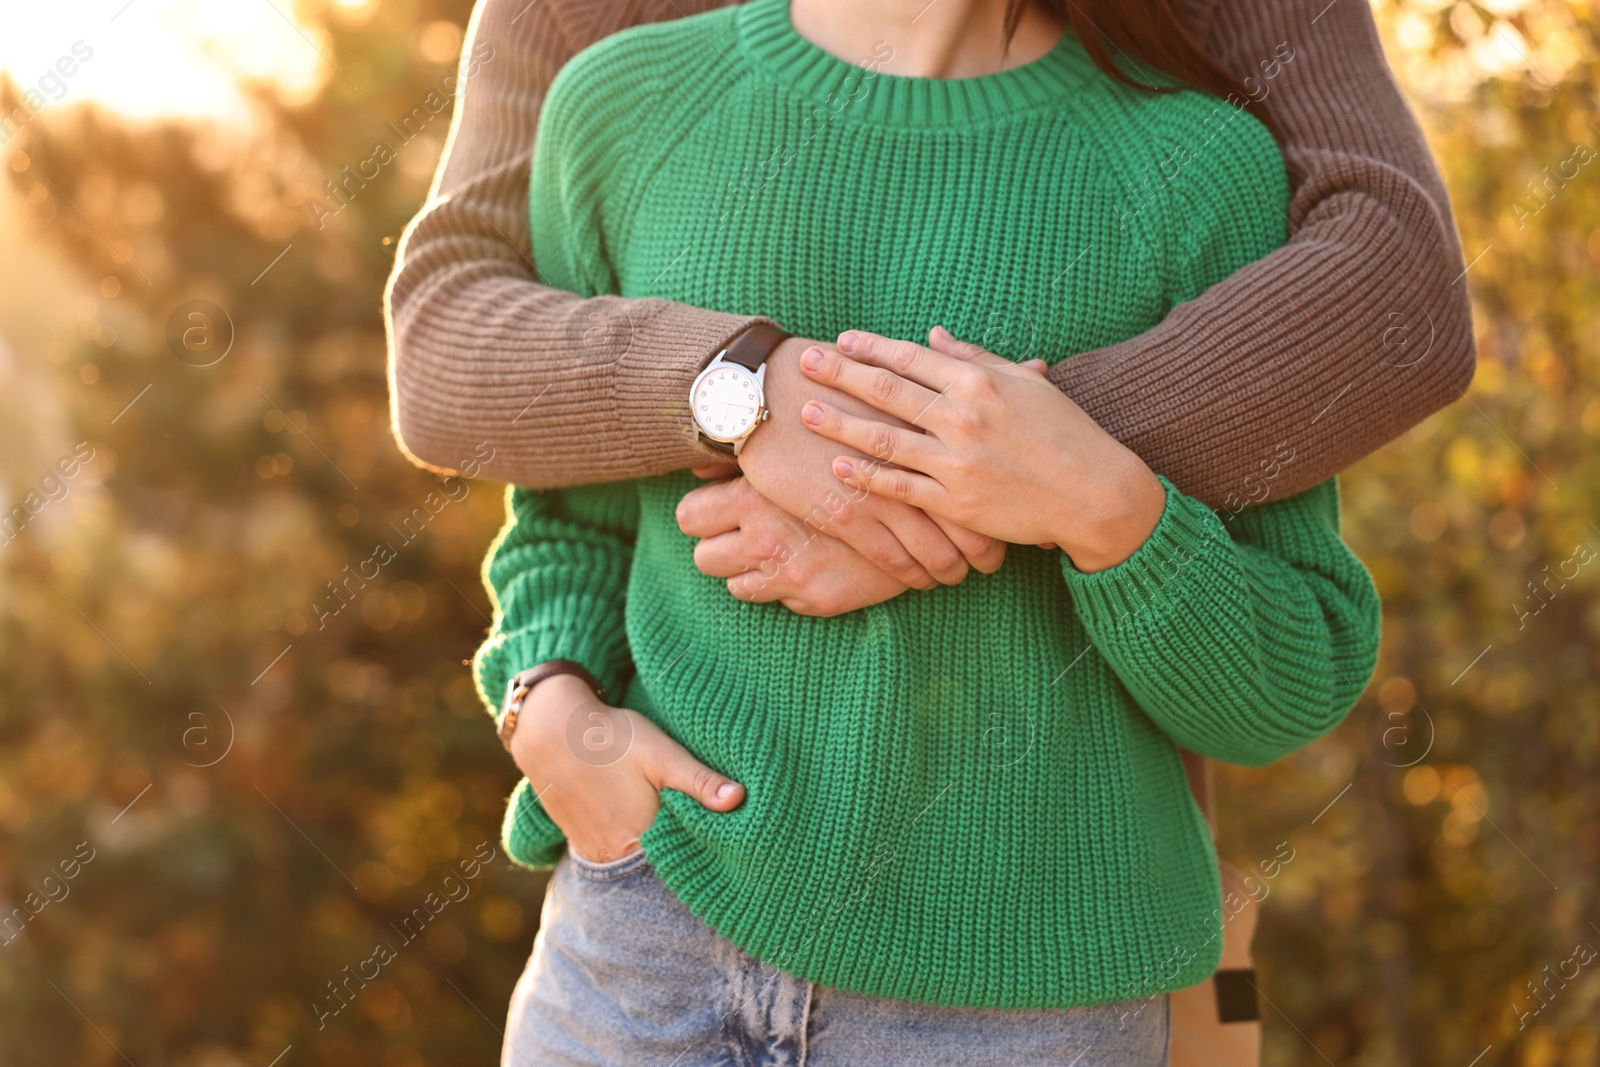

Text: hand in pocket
xmin=507 ymin=675 xmax=746 ymax=863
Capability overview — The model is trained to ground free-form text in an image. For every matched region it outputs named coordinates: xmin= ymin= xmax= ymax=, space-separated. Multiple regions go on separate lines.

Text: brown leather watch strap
xmin=718 ymin=322 xmax=791 ymax=371
xmin=498 ymin=660 xmax=603 ymax=752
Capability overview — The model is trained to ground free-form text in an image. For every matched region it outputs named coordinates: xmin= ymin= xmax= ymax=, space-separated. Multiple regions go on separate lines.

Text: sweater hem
xmin=635 ymin=803 xmax=1225 ymax=1011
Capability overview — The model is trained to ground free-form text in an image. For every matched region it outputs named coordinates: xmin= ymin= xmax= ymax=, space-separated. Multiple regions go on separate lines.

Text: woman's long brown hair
xmin=1006 ymin=0 xmax=1273 ymax=132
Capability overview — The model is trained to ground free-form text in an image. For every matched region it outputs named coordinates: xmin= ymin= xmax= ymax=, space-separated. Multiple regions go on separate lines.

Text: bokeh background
xmin=0 ymin=0 xmax=1595 ymax=1063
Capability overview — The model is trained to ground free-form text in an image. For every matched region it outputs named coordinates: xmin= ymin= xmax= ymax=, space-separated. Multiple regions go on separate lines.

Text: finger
xmin=929 ymin=326 xmax=1050 ymax=380
xmin=927 ymin=325 xmax=1011 ymax=368
xmin=799 ymin=401 xmax=944 ymax=472
xmin=728 ymin=570 xmax=786 ymax=603
xmin=693 ymin=531 xmax=763 ymax=578
xmin=930 ymin=515 xmax=1006 ymax=575
xmin=643 ymin=732 xmax=745 ymax=811
xmin=798 ymin=344 xmax=942 ymax=426
xmin=824 ymin=507 xmax=938 ymax=590
xmin=692 ymin=462 xmax=739 ymax=480
xmin=834 ymin=330 xmax=983 ymax=394
xmin=868 ymin=502 xmax=969 ymax=585
xmin=833 ymin=455 xmax=952 ymax=514
xmin=676 ymin=478 xmax=748 ymax=538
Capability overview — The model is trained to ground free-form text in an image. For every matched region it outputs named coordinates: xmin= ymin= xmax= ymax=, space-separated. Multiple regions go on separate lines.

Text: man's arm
xmin=388 ymin=0 xmax=1473 ymax=504
xmin=1067 ymin=480 xmax=1381 ymax=767
xmin=1046 ymin=0 xmax=1474 ymax=506
xmin=386 ymin=0 xmax=1000 ymax=587
xmin=385 ymin=0 xmax=750 ymax=484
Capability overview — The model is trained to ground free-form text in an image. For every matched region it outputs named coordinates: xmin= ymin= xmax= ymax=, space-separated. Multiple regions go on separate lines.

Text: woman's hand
xmin=797 ymin=327 xmax=1168 ymax=573
xmin=508 ymin=675 xmax=746 ymax=863
xmin=677 ymin=470 xmax=933 ymax=616
xmin=735 ymin=338 xmax=1006 ymax=588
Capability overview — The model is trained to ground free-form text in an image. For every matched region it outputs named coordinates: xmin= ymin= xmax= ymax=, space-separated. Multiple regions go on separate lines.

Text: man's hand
xmin=677 ymin=472 xmax=915 ymax=616
xmin=737 ymin=337 xmax=1005 ymax=590
xmin=509 ymin=675 xmax=745 ymax=864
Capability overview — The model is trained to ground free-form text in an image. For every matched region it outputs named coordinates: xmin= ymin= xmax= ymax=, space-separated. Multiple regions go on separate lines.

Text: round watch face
xmin=691 ymin=365 xmax=763 ymax=442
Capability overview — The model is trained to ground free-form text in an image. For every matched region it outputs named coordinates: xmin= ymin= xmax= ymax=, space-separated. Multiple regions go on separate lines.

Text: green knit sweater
xmin=474 ymin=0 xmax=1380 ymax=1010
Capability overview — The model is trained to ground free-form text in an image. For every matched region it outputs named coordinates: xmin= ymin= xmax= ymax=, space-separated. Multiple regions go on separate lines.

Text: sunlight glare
xmin=0 ymin=0 xmax=327 ymax=123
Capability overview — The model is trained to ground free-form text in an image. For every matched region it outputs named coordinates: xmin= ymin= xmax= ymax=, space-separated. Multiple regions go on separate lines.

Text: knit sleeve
xmin=471 ymin=52 xmax=652 ymax=710
xmin=467 ymin=68 xmax=648 ymax=868
xmin=1062 ymin=478 xmax=1379 ymax=767
xmin=472 ymin=481 xmax=640 ymax=714
xmin=1047 ymin=0 xmax=1474 ymax=509
xmin=471 ymin=480 xmax=640 ymax=870
xmin=525 ymin=44 xmax=634 ymax=300
xmin=1152 ymin=98 xmax=1291 ymax=310
xmin=384 ymin=0 xmax=762 ymax=486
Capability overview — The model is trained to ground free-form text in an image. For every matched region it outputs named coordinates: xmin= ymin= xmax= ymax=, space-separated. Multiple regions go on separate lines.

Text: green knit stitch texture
xmin=473 ymin=0 xmax=1381 ymax=1009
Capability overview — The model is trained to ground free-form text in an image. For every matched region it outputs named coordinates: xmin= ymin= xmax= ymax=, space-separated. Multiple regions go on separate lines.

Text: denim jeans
xmin=503 ymin=850 xmax=1170 ymax=1067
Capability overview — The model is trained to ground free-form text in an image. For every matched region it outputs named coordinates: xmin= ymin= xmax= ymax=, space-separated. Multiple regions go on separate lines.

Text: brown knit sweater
xmin=384 ymin=0 xmax=1475 ymax=505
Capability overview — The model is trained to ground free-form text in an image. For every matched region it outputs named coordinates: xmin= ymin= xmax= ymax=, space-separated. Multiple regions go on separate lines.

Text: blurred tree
xmin=0 ymin=3 xmax=541 ymax=1065
xmin=1217 ymin=3 xmax=1600 ymax=1065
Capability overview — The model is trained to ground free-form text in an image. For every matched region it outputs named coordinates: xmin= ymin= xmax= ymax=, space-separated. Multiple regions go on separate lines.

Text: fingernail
xmin=801 ymin=347 xmax=824 ymax=371
xmin=833 ymin=458 xmax=855 ymax=478
xmin=801 ymin=401 xmax=824 ymax=425
xmin=836 ymin=332 xmax=858 ymax=353
xmin=931 ymin=325 xmax=951 ymax=342
xmin=716 ymin=782 xmax=740 ymax=800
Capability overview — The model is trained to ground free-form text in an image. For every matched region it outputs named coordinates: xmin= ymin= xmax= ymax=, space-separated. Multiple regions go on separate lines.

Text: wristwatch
xmin=689 ymin=323 xmax=791 ymax=457
xmin=498 ymin=660 xmax=603 ymax=753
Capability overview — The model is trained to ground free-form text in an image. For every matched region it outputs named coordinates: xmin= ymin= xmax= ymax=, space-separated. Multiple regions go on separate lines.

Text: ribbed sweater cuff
xmin=612 ymin=305 xmax=776 ymax=471
xmin=472 ymin=595 xmax=632 ymax=723
xmin=1060 ymin=476 xmax=1229 ymax=626
xmin=502 ymin=777 xmax=567 ymax=870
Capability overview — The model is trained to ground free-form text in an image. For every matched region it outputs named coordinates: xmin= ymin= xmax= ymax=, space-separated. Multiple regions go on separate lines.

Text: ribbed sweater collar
xmin=735 ymin=0 xmax=1095 ymax=127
